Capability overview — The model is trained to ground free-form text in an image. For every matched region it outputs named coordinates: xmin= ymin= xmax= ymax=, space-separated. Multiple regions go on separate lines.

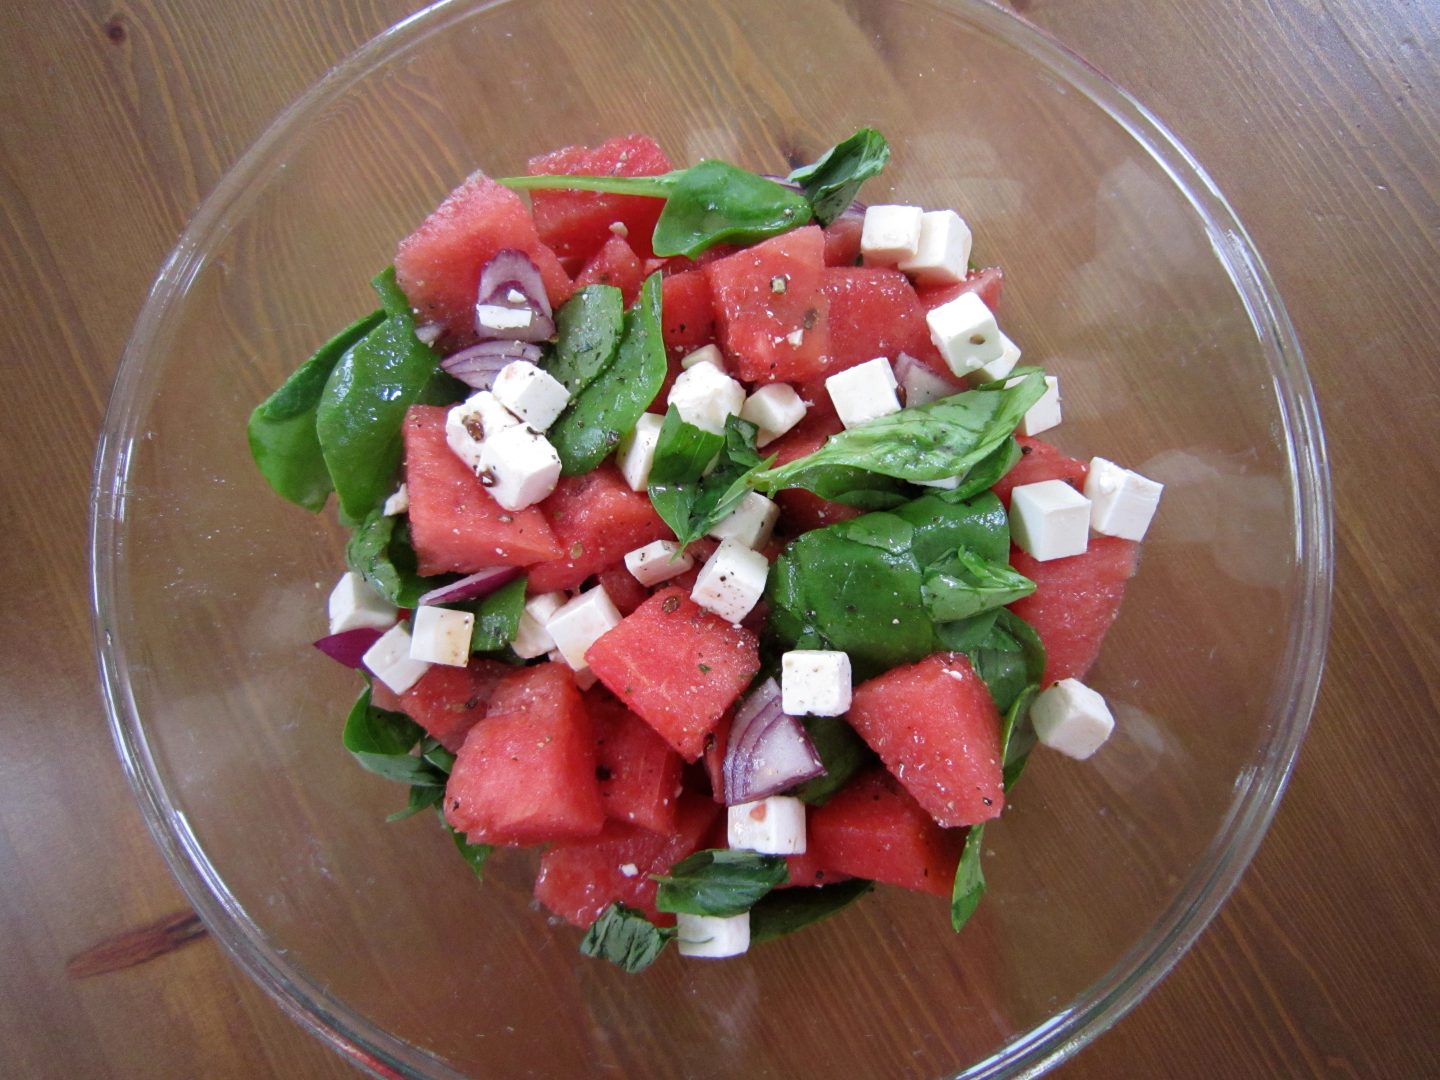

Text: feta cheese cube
xmin=667 ymin=362 xmax=746 ymax=436
xmin=549 ymin=648 xmax=597 ymax=690
xmin=739 ymin=382 xmax=807 ymax=447
xmin=826 ymin=356 xmax=901 ymax=430
xmin=1010 ymin=479 xmax=1092 ymax=561
xmin=445 ymin=391 xmax=519 ymax=472
xmin=1007 ymin=374 xmax=1061 ymax=436
xmin=898 ymin=353 xmax=955 ymax=407
xmin=409 ymin=605 xmax=474 ymax=667
xmin=491 ymin=360 xmax=570 ymax=432
xmin=781 ymin=650 xmax=852 ymax=717
xmin=327 ymin=571 xmax=396 ymax=635
xmin=616 ymin=412 xmax=664 ymax=492
xmin=680 ymin=344 xmax=726 ymax=372
xmin=512 ymin=591 xmax=567 ymax=660
xmin=624 ymin=540 xmax=694 ymax=587
xmin=381 ymin=483 xmax=409 ymax=516
xmin=727 ymin=795 xmax=807 ymax=855
xmin=926 ymin=291 xmax=1004 ymax=375
xmin=544 ymin=586 xmax=622 ymax=674
xmin=362 ymin=623 xmax=430 ymax=694
xmin=690 ymin=539 xmax=768 ymax=624
xmin=707 ymin=492 xmax=780 ymax=550
xmin=1031 ymin=678 xmax=1115 ymax=759
xmin=476 ymin=424 xmax=562 ymax=511
xmin=971 ymin=332 xmax=1021 ymax=383
xmin=897 ymin=209 xmax=972 ymax=286
xmin=676 ymin=911 xmax=750 ymax=959
xmin=474 ymin=303 xmax=536 ymax=335
xmin=860 ymin=204 xmax=924 ymax=266
xmin=1084 ymin=457 xmax=1164 ymax=541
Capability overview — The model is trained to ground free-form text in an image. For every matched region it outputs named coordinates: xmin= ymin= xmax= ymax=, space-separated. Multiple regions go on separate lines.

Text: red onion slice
xmin=723 ymin=678 xmax=825 ymax=804
xmin=440 ymin=340 xmax=544 ymax=390
xmin=475 ymin=249 xmax=555 ymax=342
xmin=313 ymin=627 xmax=385 ymax=669
xmin=416 ymin=566 xmax=521 ymax=608
xmin=893 ymin=352 xmax=925 ymax=386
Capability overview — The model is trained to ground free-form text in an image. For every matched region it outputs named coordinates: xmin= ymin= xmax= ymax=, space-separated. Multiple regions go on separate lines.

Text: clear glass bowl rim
xmin=88 ymin=0 xmax=1333 ymax=1076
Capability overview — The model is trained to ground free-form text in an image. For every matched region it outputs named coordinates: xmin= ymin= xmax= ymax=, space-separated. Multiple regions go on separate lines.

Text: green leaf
xmin=444 ymin=819 xmax=492 ymax=881
xmin=922 ymin=547 xmax=1036 ymax=622
xmin=341 ymin=687 xmax=448 ymax=786
xmin=748 ymin=879 xmax=875 ymax=944
xmin=345 ymin=510 xmax=448 ymax=607
xmin=387 ymin=783 xmax=444 ymax=822
xmin=950 ymin=825 xmax=987 ymax=932
xmin=420 ymin=736 xmax=456 ymax=775
xmin=1000 ymin=683 xmax=1041 ymax=791
xmin=963 ymin=609 xmax=1047 ymax=716
xmin=647 ymin=409 xmax=774 ymax=548
xmin=548 ymin=272 xmax=668 ymax=475
xmin=370 ymin=265 xmax=412 ymax=316
xmin=546 ymin=285 xmax=625 ymax=397
xmin=467 ymin=575 xmax=528 ymax=653
xmin=246 ymin=310 xmax=386 ymax=511
xmin=787 ymin=129 xmax=892 ymax=226
xmin=653 ymin=848 xmax=789 ymax=917
xmin=580 ymin=903 xmax=675 ymax=973
xmin=791 ymin=716 xmax=874 ymax=806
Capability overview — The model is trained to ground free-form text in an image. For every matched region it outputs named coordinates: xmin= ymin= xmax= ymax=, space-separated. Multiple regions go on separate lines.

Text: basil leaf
xmin=467 ymin=576 xmax=527 ymax=653
xmin=950 ymin=825 xmax=986 ymax=932
xmin=371 ymin=265 xmax=412 ymax=316
xmin=549 ymin=272 xmax=668 ymax=475
xmin=580 ymin=903 xmax=675 ymax=973
xmin=942 ymin=436 xmax=1022 ymax=501
xmin=933 ymin=608 xmax=1002 ymax=652
xmin=786 ymin=129 xmax=891 ymax=227
xmin=963 ymin=609 xmax=1046 ymax=716
xmin=345 ymin=510 xmax=450 ymax=607
xmin=342 ymin=688 xmax=447 ymax=786
xmin=922 ymin=548 xmax=1036 ymax=622
xmin=791 ymin=716 xmax=873 ymax=806
xmin=444 ymin=819 xmax=492 ymax=881
xmin=246 ymin=310 xmax=385 ymax=511
xmin=749 ymin=879 xmax=875 ymax=944
xmin=653 ymin=848 xmax=789 ymax=917
xmin=972 ymin=363 xmax=1045 ymax=392
xmin=420 ymin=736 xmax=456 ymax=775
xmin=387 ymin=783 xmax=444 ymax=822
xmin=546 ymin=285 xmax=625 ymax=397
xmin=647 ymin=410 xmax=773 ymax=547
xmin=1001 ymin=683 xmax=1041 ymax=791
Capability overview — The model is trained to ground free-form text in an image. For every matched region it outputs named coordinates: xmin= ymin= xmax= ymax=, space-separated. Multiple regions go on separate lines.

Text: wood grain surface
xmin=1 ymin=0 xmax=1437 ymax=1077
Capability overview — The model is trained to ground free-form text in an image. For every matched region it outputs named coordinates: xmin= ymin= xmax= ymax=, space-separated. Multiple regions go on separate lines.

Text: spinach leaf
xmin=420 ymin=736 xmax=456 ymax=775
xmin=246 ymin=310 xmax=385 ymax=511
xmin=341 ymin=687 xmax=447 ymax=787
xmin=580 ymin=903 xmax=675 ymax=973
xmin=933 ymin=608 xmax=1002 ymax=653
xmin=371 ymin=265 xmax=412 ymax=316
xmin=546 ymin=285 xmax=625 ymax=396
xmin=467 ymin=575 xmax=527 ymax=653
xmin=922 ymin=548 xmax=1036 ymax=622
xmin=647 ymin=410 xmax=774 ymax=547
xmin=749 ymin=879 xmax=875 ymax=944
xmin=1000 ymin=683 xmax=1041 ymax=791
xmin=653 ymin=848 xmax=789 ymax=917
xmin=387 ymin=783 xmax=444 ymax=822
xmin=790 ymin=716 xmax=873 ymax=806
xmin=963 ymin=609 xmax=1047 ymax=716
xmin=549 ymin=272 xmax=668 ymax=475
xmin=950 ymin=825 xmax=987 ymax=932
xmin=444 ymin=819 xmax=492 ymax=881
xmin=345 ymin=510 xmax=449 ymax=607
xmin=786 ymin=128 xmax=891 ymax=226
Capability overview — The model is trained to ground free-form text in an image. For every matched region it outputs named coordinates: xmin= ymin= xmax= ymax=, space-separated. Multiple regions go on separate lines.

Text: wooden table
xmin=2 ymin=1 xmax=1436 ymax=1076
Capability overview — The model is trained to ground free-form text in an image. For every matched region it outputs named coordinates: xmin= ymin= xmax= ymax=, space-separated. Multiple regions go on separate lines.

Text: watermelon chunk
xmin=1008 ymin=536 xmax=1139 ymax=685
xmin=527 ymin=133 xmax=673 ymax=262
xmin=402 ymin=406 xmax=561 ymax=574
xmin=444 ymin=663 xmax=604 ymax=846
xmin=595 ymin=565 xmax=650 ymax=616
xmin=781 ymin=848 xmax=852 ymax=890
xmin=822 ymin=216 xmax=863 ymax=268
xmin=572 ymin=234 xmax=645 ymax=305
xmin=589 ymin=689 xmax=684 ymax=834
xmin=528 ymin=464 xmax=673 ymax=592
xmin=992 ymin=436 xmax=1089 ymax=509
xmin=917 ymin=265 xmax=1005 ymax=315
xmin=586 ymin=587 xmax=761 ymax=761
xmin=398 ymin=657 xmax=512 ymax=752
xmin=394 ymin=172 xmax=572 ymax=344
xmin=846 ymin=653 xmax=1004 ymax=828
xmin=821 ymin=267 xmax=951 ymax=380
xmin=807 ymin=768 xmax=964 ymax=897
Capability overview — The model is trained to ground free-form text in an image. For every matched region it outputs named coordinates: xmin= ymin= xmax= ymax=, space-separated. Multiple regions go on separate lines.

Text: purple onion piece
xmin=440 ymin=340 xmax=544 ymax=390
xmin=417 ymin=566 xmax=521 ymax=608
xmin=892 ymin=351 xmax=924 ymax=386
xmin=478 ymin=248 xmax=553 ymax=317
xmin=313 ymin=627 xmax=385 ymax=669
xmin=723 ymin=678 xmax=826 ymax=804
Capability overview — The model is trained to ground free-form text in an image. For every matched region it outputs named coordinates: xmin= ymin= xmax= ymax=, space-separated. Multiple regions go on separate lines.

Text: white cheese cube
xmin=781 ymin=650 xmax=852 ymax=717
xmin=690 ymin=539 xmax=769 ymax=624
xmin=860 ymin=204 xmax=924 ymax=266
xmin=544 ymin=586 xmax=622 ymax=674
xmin=491 ymin=360 xmax=570 ymax=432
xmin=624 ymin=540 xmax=693 ymax=587
xmin=898 ymin=354 xmax=954 ymax=407
xmin=1007 ymin=374 xmax=1061 ymax=436
xmin=362 ymin=623 xmax=431 ymax=694
xmin=382 ymin=483 xmax=409 ymax=516
xmin=616 ymin=412 xmax=664 ymax=492
xmin=476 ymin=424 xmax=562 ymax=511
xmin=1084 ymin=457 xmax=1164 ymax=541
xmin=739 ymin=383 xmax=807 ymax=447
xmin=667 ymin=362 xmax=746 ymax=436
xmin=1010 ymin=479 xmax=1092 ymax=561
xmin=826 ymin=357 xmax=901 ymax=430
xmin=728 ymin=796 xmax=807 ymax=855
xmin=549 ymin=648 xmax=597 ymax=690
xmin=474 ymin=303 xmax=536 ymax=335
xmin=680 ymin=344 xmax=726 ymax=372
xmin=409 ymin=605 xmax=474 ymax=667
xmin=445 ymin=391 xmax=519 ymax=472
xmin=971 ymin=332 xmax=1021 ymax=383
xmin=897 ymin=209 xmax=972 ymax=286
xmin=512 ymin=591 xmax=567 ymax=660
xmin=1031 ymin=678 xmax=1115 ymax=759
xmin=676 ymin=912 xmax=750 ymax=959
xmin=926 ymin=291 xmax=1004 ymax=375
xmin=707 ymin=492 xmax=780 ymax=550
xmin=327 ymin=571 xmax=396 ymax=635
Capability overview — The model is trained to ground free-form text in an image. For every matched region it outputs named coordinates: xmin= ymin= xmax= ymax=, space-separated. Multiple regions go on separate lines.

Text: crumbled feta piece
xmin=476 ymin=424 xmax=562 ymax=511
xmin=727 ymin=795 xmax=807 ymax=855
xmin=971 ymin=332 xmax=1021 ymax=383
xmin=491 ymin=360 xmax=570 ymax=432
xmin=1010 ymin=479 xmax=1092 ymax=561
xmin=707 ymin=492 xmax=780 ymax=550
xmin=667 ymin=362 xmax=746 ymax=435
xmin=1007 ymin=374 xmax=1061 ymax=436
xmin=860 ymin=204 xmax=924 ymax=266
xmin=624 ymin=540 xmax=694 ymax=587
xmin=676 ymin=911 xmax=750 ymax=959
xmin=512 ymin=591 xmax=567 ymax=660
xmin=327 ymin=571 xmax=396 ymax=635
xmin=690 ymin=539 xmax=768 ymax=624
xmin=616 ymin=412 xmax=664 ymax=492
xmin=680 ymin=344 xmax=726 ymax=372
xmin=781 ymin=649 xmax=852 ymax=717
xmin=362 ymin=623 xmax=430 ymax=694
xmin=926 ymin=291 xmax=1004 ymax=375
xmin=382 ymin=483 xmax=409 ymax=516
xmin=898 ymin=354 xmax=954 ymax=407
xmin=475 ymin=303 xmax=536 ymax=334
xmin=897 ymin=209 xmax=972 ymax=286
xmin=409 ymin=605 xmax=474 ymax=667
xmin=544 ymin=586 xmax=622 ymax=675
xmin=1084 ymin=457 xmax=1164 ymax=541
xmin=826 ymin=356 xmax=901 ymax=430
xmin=1031 ymin=678 xmax=1115 ymax=759
xmin=445 ymin=391 xmax=519 ymax=472
xmin=739 ymin=383 xmax=807 ymax=447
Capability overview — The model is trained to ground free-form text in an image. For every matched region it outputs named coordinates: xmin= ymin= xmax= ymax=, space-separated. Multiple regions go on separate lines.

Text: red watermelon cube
xmin=572 ymin=234 xmax=645 ymax=305
xmin=822 ymin=216 xmax=863 ymax=267
xmin=526 ymin=133 xmax=673 ymax=262
xmin=820 ymin=267 xmax=952 ymax=380
xmin=991 ymin=436 xmax=1089 ymax=509
xmin=781 ymin=847 xmax=852 ymax=890
xmin=527 ymin=463 xmax=673 ymax=592
xmin=398 ymin=657 xmax=512 ymax=752
xmin=588 ymin=689 xmax=684 ymax=835
xmin=595 ymin=564 xmax=650 ymax=616
xmin=917 ymin=265 xmax=1005 ymax=315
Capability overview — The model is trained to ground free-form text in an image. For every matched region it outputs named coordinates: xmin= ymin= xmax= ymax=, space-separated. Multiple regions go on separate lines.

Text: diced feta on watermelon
xmin=528 ymin=463 xmax=673 ymax=592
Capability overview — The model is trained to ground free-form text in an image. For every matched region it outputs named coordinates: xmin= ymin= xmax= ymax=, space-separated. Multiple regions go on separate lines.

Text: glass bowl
xmin=90 ymin=0 xmax=1330 ymax=1076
